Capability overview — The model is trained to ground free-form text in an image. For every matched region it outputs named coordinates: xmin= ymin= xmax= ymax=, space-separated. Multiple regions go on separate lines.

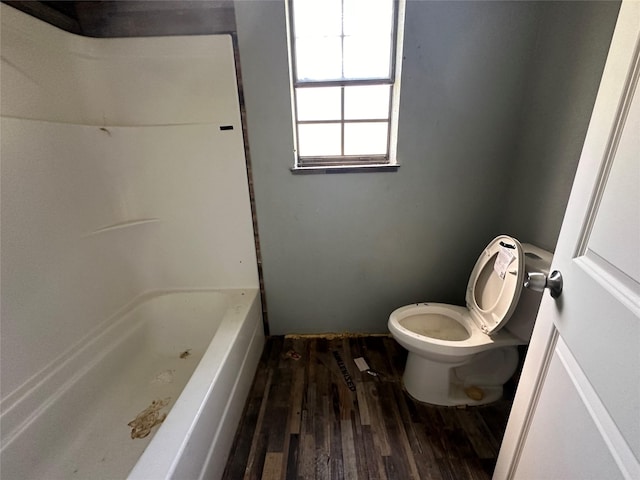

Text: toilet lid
xmin=465 ymin=235 xmax=524 ymax=335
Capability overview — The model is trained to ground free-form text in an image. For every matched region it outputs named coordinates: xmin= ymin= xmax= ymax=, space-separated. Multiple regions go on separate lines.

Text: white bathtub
xmin=0 ymin=289 xmax=264 ymax=480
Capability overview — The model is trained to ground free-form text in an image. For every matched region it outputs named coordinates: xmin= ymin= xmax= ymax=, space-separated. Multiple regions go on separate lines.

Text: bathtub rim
xmin=128 ymin=287 xmax=264 ymax=479
xmin=0 ymin=288 xmax=258 ymax=453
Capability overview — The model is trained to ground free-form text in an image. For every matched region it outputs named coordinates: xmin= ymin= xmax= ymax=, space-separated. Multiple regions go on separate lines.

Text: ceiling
xmin=3 ymin=1 xmax=237 ymax=37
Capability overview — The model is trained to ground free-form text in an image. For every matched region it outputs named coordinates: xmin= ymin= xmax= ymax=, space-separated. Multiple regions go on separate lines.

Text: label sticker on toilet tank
xmin=494 ymin=246 xmax=515 ymax=279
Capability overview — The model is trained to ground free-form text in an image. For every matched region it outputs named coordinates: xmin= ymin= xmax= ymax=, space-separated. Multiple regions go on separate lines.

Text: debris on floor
xmin=179 ymin=349 xmax=191 ymax=359
xmin=127 ymin=397 xmax=171 ymax=439
xmin=332 ymin=350 xmax=356 ymax=391
xmin=464 ymin=385 xmax=485 ymax=401
xmin=285 ymin=349 xmax=301 ymax=360
xmin=354 ymin=356 xmax=381 ymax=379
xmin=353 ymin=356 xmax=370 ymax=371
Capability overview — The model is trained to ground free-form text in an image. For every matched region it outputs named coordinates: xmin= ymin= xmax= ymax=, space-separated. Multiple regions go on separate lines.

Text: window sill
xmin=291 ymin=163 xmax=400 ymax=174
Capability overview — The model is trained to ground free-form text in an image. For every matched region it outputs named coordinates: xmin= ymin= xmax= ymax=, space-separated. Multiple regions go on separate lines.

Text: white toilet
xmin=388 ymin=235 xmax=552 ymax=406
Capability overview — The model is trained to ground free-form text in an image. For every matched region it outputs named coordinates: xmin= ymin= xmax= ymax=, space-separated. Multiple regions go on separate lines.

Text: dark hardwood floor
xmin=223 ymin=335 xmax=515 ymax=480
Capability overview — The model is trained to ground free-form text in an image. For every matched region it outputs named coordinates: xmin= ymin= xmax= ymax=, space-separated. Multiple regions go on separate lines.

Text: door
xmin=494 ymin=2 xmax=640 ymax=479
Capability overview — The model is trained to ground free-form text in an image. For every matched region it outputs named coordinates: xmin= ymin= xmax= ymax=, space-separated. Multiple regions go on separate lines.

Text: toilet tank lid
xmin=466 ymin=235 xmax=525 ymax=335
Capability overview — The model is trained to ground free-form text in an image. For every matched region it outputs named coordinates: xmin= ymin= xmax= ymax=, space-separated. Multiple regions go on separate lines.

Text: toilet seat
xmin=388 ymin=235 xmax=526 ymax=357
xmin=465 ymin=235 xmax=525 ymax=335
xmin=388 ymin=303 xmax=521 ymax=358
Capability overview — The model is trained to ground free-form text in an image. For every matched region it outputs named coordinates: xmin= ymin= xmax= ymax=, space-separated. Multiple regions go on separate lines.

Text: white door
xmin=494 ymin=2 xmax=640 ymax=479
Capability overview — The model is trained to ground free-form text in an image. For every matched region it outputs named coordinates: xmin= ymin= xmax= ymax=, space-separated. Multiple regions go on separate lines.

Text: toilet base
xmin=404 ymin=381 xmax=505 ymax=407
xmin=402 ymin=349 xmax=516 ymax=406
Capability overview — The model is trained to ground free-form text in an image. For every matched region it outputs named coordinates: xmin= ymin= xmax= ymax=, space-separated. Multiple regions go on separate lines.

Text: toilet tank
xmin=503 ymin=243 xmax=554 ymax=342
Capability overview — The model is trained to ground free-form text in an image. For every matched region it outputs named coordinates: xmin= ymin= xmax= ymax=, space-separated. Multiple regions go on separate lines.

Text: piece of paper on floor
xmin=354 ymin=357 xmax=370 ymax=372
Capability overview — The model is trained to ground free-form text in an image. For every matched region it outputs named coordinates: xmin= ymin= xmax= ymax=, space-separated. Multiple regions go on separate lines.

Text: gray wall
xmin=235 ymin=0 xmax=618 ymax=335
xmin=499 ymin=1 xmax=619 ymax=251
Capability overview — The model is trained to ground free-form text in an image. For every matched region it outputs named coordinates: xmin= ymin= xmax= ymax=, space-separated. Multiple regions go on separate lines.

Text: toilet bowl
xmin=388 ymin=235 xmax=552 ymax=406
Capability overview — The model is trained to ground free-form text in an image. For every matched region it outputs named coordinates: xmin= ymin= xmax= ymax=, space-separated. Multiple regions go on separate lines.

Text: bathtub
xmin=0 ymin=289 xmax=264 ymax=480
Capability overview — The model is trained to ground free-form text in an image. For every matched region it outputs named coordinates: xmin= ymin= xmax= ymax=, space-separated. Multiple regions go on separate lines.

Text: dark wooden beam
xmin=2 ymin=1 xmax=236 ymax=37
xmin=74 ymin=0 xmax=236 ymax=37
xmin=3 ymin=1 xmax=82 ymax=35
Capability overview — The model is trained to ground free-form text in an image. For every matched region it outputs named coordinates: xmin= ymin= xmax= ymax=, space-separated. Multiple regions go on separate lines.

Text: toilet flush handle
xmin=524 ymin=271 xmax=563 ymax=298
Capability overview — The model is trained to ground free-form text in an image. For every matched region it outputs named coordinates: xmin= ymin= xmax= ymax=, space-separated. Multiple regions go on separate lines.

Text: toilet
xmin=388 ymin=235 xmax=552 ymax=406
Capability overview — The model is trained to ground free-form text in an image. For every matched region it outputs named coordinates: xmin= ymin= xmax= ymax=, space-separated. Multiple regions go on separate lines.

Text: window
xmin=287 ymin=0 xmax=405 ymax=170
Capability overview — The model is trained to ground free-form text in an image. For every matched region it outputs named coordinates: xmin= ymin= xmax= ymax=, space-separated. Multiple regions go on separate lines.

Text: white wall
xmin=1 ymin=4 xmax=258 ymax=400
xmin=235 ymin=0 xmax=619 ymax=335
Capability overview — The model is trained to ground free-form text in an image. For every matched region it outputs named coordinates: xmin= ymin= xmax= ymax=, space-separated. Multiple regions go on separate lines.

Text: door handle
xmin=524 ymin=270 xmax=563 ymax=298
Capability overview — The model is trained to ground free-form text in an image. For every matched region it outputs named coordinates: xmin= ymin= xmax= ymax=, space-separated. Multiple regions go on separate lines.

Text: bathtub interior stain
xmin=179 ymin=349 xmax=191 ymax=359
xmin=128 ymin=397 xmax=171 ymax=439
xmin=152 ymin=369 xmax=175 ymax=384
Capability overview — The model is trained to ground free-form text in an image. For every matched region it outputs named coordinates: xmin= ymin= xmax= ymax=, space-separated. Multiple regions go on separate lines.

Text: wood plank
xmin=298 ymin=433 xmax=316 ymax=480
xmin=222 ymin=339 xmax=277 ymax=479
xmin=455 ymin=409 xmax=498 ymax=459
xmin=314 ymin=393 xmax=331 ymax=479
xmin=223 ymin=392 xmax=265 ymax=478
xmin=340 ymin=418 xmax=358 ymax=480
xmin=284 ymin=434 xmax=299 ymax=480
xmin=243 ymin=370 xmax=274 ymax=479
xmin=392 ymin=384 xmax=423 ymax=454
xmin=349 ymin=411 xmax=367 ymax=478
xmin=222 ymin=336 xmax=511 ymax=480
xmin=261 ymin=452 xmax=283 ymax=480
xmin=329 ymin=418 xmax=344 ymax=479
xmin=361 ymin=424 xmax=388 ymax=480
xmin=366 ymin=382 xmax=392 ymax=457
xmin=355 ymin=382 xmax=371 ymax=426
xmin=412 ymin=423 xmax=444 ymax=480
xmin=389 ymin=385 xmax=423 ymax=479
xmin=377 ymin=382 xmax=419 ymax=479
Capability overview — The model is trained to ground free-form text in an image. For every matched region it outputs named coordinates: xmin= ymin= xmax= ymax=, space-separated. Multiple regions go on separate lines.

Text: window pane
xmin=289 ymin=0 xmax=401 ymax=166
xmin=344 ymin=122 xmax=388 ymax=156
xmin=343 ymin=35 xmax=392 ymax=79
xmin=296 ymin=87 xmax=341 ymax=121
xmin=298 ymin=123 xmax=342 ymax=156
xmin=344 ymin=85 xmax=390 ymax=120
xmin=292 ymin=0 xmax=342 ymax=37
xmin=295 ymin=37 xmax=342 ymax=81
xmin=344 ymin=0 xmax=394 ymax=36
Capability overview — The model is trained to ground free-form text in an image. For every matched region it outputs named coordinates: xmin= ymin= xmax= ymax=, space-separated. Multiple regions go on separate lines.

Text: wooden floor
xmin=222 ymin=335 xmax=515 ymax=480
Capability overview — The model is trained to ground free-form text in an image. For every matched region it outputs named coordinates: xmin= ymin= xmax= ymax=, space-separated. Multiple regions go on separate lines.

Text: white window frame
xmin=287 ymin=0 xmax=406 ymax=172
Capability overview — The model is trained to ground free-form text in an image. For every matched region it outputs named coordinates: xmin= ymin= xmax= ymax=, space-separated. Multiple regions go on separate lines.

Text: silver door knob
xmin=524 ymin=270 xmax=563 ymax=298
